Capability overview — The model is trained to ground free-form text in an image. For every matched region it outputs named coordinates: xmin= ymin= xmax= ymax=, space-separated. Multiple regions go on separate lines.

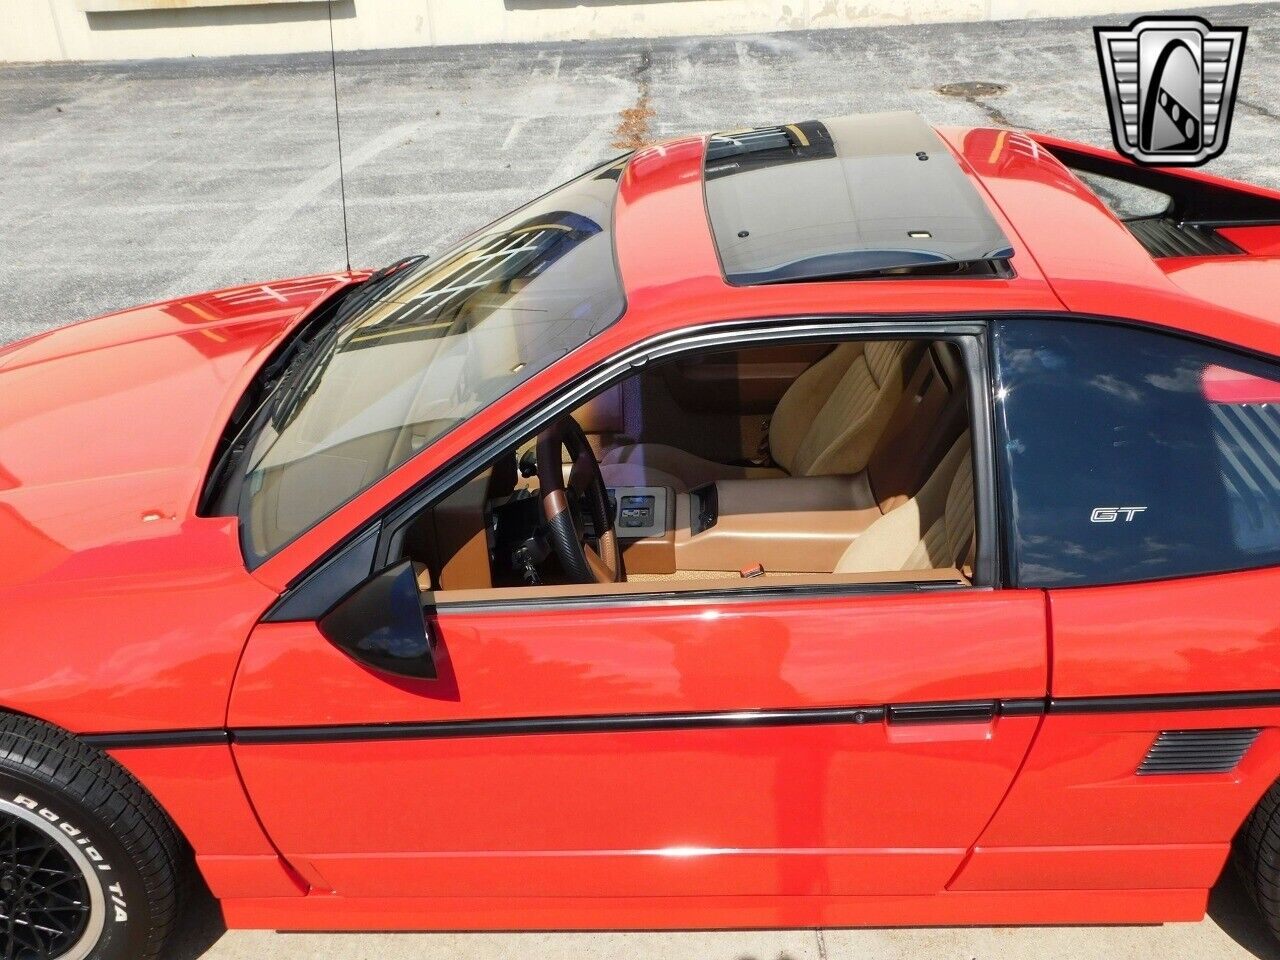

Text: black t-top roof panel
xmin=704 ymin=112 xmax=1014 ymax=284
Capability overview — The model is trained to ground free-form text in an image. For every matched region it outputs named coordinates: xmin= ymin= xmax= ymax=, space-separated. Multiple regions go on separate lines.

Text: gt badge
xmin=1095 ymin=16 xmax=1247 ymax=166
xmin=1091 ymin=506 xmax=1148 ymax=523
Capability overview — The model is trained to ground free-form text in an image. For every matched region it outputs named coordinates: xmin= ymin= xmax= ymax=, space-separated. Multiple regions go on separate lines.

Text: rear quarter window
xmin=994 ymin=318 xmax=1280 ymax=586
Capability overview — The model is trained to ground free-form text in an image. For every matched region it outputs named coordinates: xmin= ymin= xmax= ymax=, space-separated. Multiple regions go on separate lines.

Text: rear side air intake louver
xmin=1137 ymin=728 xmax=1261 ymax=775
xmin=1126 ymin=219 xmax=1243 ymax=258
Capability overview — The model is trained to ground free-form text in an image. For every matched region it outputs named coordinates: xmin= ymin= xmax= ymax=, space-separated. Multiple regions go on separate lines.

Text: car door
xmin=226 ymin=323 xmax=1050 ymax=911
xmin=229 ymin=585 xmax=1046 ymax=907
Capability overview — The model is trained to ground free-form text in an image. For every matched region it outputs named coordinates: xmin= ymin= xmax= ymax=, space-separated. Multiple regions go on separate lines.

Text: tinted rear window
xmin=995 ymin=318 xmax=1280 ymax=586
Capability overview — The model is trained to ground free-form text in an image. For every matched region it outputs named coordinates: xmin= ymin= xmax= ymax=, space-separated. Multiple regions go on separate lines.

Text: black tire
xmin=1235 ymin=777 xmax=1280 ymax=941
xmin=0 ymin=713 xmax=184 ymax=960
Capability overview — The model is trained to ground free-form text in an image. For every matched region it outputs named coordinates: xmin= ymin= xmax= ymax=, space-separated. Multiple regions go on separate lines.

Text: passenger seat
xmin=601 ymin=340 xmax=922 ymax=490
xmin=834 ymin=432 xmax=974 ymax=575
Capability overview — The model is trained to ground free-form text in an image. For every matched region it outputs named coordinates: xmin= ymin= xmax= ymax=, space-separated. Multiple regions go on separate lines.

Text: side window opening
xmin=1070 ymin=168 xmax=1172 ymax=221
xmin=1044 ymin=142 xmax=1280 ymax=260
xmin=994 ymin=317 xmax=1280 ymax=587
xmin=393 ymin=334 xmax=982 ymax=603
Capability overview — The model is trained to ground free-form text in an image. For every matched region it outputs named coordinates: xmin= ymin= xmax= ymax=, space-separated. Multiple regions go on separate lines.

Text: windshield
xmin=236 ymin=155 xmax=630 ymax=563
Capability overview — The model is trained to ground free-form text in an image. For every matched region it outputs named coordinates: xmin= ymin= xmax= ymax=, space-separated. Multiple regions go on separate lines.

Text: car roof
xmin=703 ymin=113 xmax=1014 ymax=284
xmin=610 ymin=114 xmax=1280 ymax=358
xmin=250 ymin=117 xmax=1280 ymax=587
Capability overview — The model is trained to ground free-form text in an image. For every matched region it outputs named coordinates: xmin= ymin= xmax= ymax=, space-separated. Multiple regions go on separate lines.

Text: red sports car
xmin=6 ymin=111 xmax=1280 ymax=960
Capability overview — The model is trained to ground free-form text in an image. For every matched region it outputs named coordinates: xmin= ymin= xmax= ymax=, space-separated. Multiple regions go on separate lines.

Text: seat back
xmin=769 ymin=340 xmax=922 ymax=477
xmin=833 ymin=432 xmax=973 ymax=574
xmin=864 ymin=342 xmax=968 ymax=512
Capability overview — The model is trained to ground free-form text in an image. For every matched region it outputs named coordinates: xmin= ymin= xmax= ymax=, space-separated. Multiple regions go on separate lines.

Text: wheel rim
xmin=0 ymin=798 xmax=104 ymax=960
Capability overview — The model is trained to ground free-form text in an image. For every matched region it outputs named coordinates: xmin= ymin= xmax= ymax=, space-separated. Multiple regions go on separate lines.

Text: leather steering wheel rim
xmin=536 ymin=416 xmax=624 ymax=584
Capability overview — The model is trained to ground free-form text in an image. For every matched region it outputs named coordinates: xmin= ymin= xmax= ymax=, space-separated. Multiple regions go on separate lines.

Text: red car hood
xmin=0 ymin=274 xmax=354 ymax=581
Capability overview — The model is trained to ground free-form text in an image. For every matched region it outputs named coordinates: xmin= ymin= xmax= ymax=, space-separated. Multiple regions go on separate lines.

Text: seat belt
xmin=750 ymin=415 xmax=772 ymax=466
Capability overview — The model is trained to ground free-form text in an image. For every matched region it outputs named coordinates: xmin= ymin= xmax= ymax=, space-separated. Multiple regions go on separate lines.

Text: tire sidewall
xmin=0 ymin=768 xmax=148 ymax=960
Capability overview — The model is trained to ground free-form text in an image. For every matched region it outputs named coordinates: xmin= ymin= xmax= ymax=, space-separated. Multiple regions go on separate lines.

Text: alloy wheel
xmin=0 ymin=799 xmax=102 ymax=960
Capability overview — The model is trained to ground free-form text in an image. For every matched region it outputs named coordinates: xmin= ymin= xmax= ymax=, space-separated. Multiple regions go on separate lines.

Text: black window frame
xmin=265 ymin=315 xmax=1005 ymax=622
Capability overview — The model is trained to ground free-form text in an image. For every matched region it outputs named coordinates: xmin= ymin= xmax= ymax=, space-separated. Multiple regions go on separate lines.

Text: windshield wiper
xmin=332 ymin=254 xmax=430 ymax=324
xmin=270 ymin=254 xmax=430 ymax=429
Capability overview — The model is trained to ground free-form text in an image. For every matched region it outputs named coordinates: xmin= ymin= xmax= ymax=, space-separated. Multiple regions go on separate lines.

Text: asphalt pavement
xmin=4 ymin=4 xmax=1280 ymax=344
xmin=5 ymin=4 xmax=1280 ymax=958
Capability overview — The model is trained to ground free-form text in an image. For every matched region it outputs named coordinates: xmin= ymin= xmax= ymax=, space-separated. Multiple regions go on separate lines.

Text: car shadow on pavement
xmin=164 ymin=875 xmax=227 ymax=960
xmin=1209 ymin=866 xmax=1280 ymax=960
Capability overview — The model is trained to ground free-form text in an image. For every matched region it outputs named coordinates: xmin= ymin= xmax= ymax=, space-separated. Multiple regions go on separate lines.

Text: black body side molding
xmin=82 ymin=689 xmax=1280 ymax=750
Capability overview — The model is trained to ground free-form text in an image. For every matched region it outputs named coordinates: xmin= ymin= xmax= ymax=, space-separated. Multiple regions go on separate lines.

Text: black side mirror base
xmin=318 ymin=560 xmax=437 ymax=680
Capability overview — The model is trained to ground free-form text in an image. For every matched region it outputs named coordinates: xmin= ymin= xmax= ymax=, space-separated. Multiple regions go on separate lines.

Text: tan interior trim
xmin=429 ymin=567 xmax=967 ymax=606
xmin=419 ymin=468 xmax=495 ymax=591
xmin=672 ymin=474 xmax=882 ymax=573
xmin=619 ymin=490 xmax=677 ymax=574
xmin=542 ymin=487 xmax=569 ymax=520
xmin=620 ymin=534 xmax=677 ymax=574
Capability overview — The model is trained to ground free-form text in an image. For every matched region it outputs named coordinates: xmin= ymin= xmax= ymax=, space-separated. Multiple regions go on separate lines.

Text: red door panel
xmin=230 ymin=589 xmax=1048 ymax=900
xmin=1047 ymin=567 xmax=1280 ymax=699
xmin=952 ymin=568 xmax=1280 ymax=894
xmin=231 ymin=591 xmax=1047 ymax=725
xmin=235 ymin=717 xmax=1042 ymax=898
xmin=956 ymin=713 xmax=1280 ymax=892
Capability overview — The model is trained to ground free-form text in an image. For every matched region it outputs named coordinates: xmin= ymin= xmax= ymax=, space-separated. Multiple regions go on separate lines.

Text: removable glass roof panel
xmin=704 ymin=112 xmax=1014 ymax=284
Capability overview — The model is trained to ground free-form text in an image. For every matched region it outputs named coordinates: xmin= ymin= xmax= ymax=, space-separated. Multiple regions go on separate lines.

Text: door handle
xmin=886 ymin=701 xmax=999 ymax=744
xmin=887 ymin=701 xmax=996 ymax=725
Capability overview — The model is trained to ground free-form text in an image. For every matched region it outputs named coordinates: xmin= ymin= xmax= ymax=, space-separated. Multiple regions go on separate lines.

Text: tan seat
xmin=601 ymin=340 xmax=922 ymax=491
xmin=834 ymin=432 xmax=973 ymax=574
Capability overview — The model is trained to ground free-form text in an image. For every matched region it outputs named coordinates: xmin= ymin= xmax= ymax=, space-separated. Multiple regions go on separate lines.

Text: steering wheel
xmin=536 ymin=415 xmax=625 ymax=584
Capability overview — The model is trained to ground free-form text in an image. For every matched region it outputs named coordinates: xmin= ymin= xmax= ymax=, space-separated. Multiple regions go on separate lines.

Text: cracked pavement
xmin=4 ymin=4 xmax=1280 ymax=345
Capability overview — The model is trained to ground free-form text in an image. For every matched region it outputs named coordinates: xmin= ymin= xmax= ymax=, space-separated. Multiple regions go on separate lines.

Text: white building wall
xmin=0 ymin=0 xmax=1254 ymax=63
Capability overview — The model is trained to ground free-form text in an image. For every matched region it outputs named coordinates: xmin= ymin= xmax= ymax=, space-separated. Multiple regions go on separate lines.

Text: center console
xmin=606 ymin=485 xmax=668 ymax=539
xmin=608 ymin=473 xmax=884 ymax=575
xmin=606 ymin=484 xmax=677 ymax=573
